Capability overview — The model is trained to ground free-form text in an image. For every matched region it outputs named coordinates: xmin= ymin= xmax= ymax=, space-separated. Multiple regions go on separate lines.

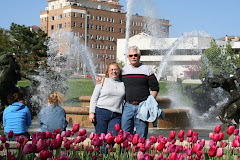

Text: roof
xmin=86 ymin=0 xmax=123 ymax=7
xmin=30 ymin=25 xmax=40 ymax=28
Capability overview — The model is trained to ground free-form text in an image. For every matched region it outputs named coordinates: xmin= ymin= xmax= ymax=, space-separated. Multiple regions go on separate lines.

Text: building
xmin=40 ymin=0 xmax=171 ymax=73
xmin=117 ymin=33 xmax=240 ymax=82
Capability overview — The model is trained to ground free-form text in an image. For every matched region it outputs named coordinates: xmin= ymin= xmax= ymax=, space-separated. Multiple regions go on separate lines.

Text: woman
xmin=89 ymin=62 xmax=125 ymax=136
xmin=38 ymin=92 xmax=68 ymax=133
xmin=3 ymin=91 xmax=31 ymax=140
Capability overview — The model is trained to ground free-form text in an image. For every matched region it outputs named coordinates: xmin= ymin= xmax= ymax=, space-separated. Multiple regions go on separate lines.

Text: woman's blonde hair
xmin=48 ymin=92 xmax=65 ymax=105
xmin=105 ymin=62 xmax=121 ymax=78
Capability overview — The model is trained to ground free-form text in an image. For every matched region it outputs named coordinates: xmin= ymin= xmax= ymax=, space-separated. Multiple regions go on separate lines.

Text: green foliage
xmin=0 ymin=29 xmax=10 ymax=55
xmin=199 ymin=39 xmax=240 ymax=79
xmin=8 ymin=23 xmax=48 ymax=74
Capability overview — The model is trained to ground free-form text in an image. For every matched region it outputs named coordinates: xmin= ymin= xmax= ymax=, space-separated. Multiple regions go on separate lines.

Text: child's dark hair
xmin=7 ymin=92 xmax=24 ymax=105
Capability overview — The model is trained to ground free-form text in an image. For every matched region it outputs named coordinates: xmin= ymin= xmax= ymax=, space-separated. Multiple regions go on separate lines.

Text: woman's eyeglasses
xmin=128 ymin=54 xmax=138 ymax=57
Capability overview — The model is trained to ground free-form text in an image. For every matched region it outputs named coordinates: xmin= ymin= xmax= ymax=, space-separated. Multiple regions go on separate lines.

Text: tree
xmin=199 ymin=39 xmax=240 ymax=80
xmin=0 ymin=29 xmax=10 ymax=56
xmin=8 ymin=23 xmax=48 ymax=73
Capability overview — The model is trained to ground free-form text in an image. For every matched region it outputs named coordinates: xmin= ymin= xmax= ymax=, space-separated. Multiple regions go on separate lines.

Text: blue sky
xmin=0 ymin=0 xmax=239 ymax=39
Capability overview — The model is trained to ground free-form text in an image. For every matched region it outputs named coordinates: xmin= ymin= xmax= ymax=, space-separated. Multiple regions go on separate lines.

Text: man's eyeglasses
xmin=128 ymin=54 xmax=138 ymax=58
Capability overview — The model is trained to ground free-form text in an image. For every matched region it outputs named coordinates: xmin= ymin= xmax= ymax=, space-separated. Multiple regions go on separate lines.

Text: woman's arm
xmin=89 ymin=83 xmax=102 ymax=122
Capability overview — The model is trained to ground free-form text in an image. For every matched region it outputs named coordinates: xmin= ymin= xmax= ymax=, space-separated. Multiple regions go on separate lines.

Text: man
xmin=121 ymin=45 xmax=159 ymax=138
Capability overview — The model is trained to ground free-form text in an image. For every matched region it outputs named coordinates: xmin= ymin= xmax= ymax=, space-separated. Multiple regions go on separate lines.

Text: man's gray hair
xmin=128 ymin=45 xmax=141 ymax=56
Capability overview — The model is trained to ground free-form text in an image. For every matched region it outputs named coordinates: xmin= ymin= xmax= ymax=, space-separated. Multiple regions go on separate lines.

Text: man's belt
xmin=127 ymin=101 xmax=140 ymax=105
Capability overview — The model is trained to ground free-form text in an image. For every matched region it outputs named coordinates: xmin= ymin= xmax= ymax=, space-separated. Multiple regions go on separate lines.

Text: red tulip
xmin=156 ymin=142 xmax=165 ymax=151
xmin=64 ymin=141 xmax=71 ymax=150
xmin=169 ymin=152 xmax=177 ymax=160
xmin=115 ymin=124 xmax=120 ymax=132
xmin=177 ymin=130 xmax=184 ymax=138
xmin=227 ymin=126 xmax=235 ymax=135
xmin=212 ymin=133 xmax=219 ymax=142
xmin=169 ymin=131 xmax=176 ymax=139
xmin=53 ymin=134 xmax=62 ymax=148
xmin=192 ymin=143 xmax=202 ymax=153
xmin=234 ymin=129 xmax=239 ymax=135
xmin=218 ymin=132 xmax=224 ymax=141
xmin=8 ymin=131 xmax=13 ymax=139
xmin=132 ymin=137 xmax=138 ymax=146
xmin=45 ymin=131 xmax=52 ymax=139
xmin=0 ymin=145 xmax=3 ymax=151
xmin=149 ymin=136 xmax=157 ymax=143
xmin=115 ymin=135 xmax=123 ymax=144
xmin=217 ymin=147 xmax=223 ymax=157
xmin=0 ymin=135 xmax=6 ymax=143
xmin=54 ymin=128 xmax=61 ymax=134
xmin=40 ymin=149 xmax=51 ymax=160
xmin=22 ymin=144 xmax=30 ymax=154
xmin=179 ymin=137 xmax=184 ymax=142
xmin=187 ymin=129 xmax=193 ymax=137
xmin=209 ymin=145 xmax=217 ymax=157
xmin=214 ymin=125 xmax=221 ymax=133
xmin=106 ymin=135 xmax=115 ymax=144
xmin=89 ymin=132 xmax=95 ymax=140
xmin=81 ymin=129 xmax=86 ymax=135
xmin=72 ymin=123 xmax=80 ymax=133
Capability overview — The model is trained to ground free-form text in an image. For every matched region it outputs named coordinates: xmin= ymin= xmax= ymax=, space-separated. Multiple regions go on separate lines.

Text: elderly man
xmin=121 ymin=45 xmax=159 ymax=138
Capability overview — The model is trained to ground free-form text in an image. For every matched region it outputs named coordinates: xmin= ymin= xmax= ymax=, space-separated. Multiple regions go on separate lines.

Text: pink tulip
xmin=138 ymin=137 xmax=145 ymax=143
xmin=99 ymin=133 xmax=105 ymax=140
xmin=145 ymin=140 xmax=151 ymax=150
xmin=177 ymin=130 xmax=184 ymax=138
xmin=115 ymin=124 xmax=120 ymax=132
xmin=227 ymin=126 xmax=235 ymax=135
xmin=214 ymin=125 xmax=221 ymax=133
xmin=53 ymin=134 xmax=62 ymax=149
xmin=187 ymin=129 xmax=193 ymax=137
xmin=169 ymin=131 xmax=176 ymax=139
xmin=179 ymin=137 xmax=184 ymax=142
xmin=232 ymin=139 xmax=239 ymax=147
xmin=72 ymin=123 xmax=80 ymax=133
xmin=22 ymin=144 xmax=30 ymax=154
xmin=137 ymin=151 xmax=144 ymax=160
xmin=212 ymin=133 xmax=219 ymax=142
xmin=209 ymin=140 xmax=216 ymax=147
xmin=209 ymin=132 xmax=214 ymax=139
xmin=89 ymin=132 xmax=95 ymax=140
xmin=217 ymin=147 xmax=223 ymax=157
xmin=8 ymin=131 xmax=13 ymax=139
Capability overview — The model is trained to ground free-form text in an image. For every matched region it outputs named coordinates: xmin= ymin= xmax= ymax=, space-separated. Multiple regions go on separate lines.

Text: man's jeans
xmin=121 ymin=103 xmax=149 ymax=138
xmin=95 ymin=107 xmax=122 ymax=136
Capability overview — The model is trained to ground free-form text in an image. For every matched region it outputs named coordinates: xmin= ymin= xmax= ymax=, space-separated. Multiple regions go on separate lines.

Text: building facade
xmin=40 ymin=0 xmax=171 ymax=73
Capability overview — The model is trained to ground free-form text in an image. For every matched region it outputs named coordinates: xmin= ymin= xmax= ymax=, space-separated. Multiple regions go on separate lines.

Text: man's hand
xmin=151 ymin=91 xmax=158 ymax=99
xmin=89 ymin=113 xmax=95 ymax=123
xmin=96 ymin=76 xmax=102 ymax=85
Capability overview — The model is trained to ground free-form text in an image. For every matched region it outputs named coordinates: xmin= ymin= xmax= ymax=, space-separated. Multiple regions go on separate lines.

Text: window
xmin=135 ymin=21 xmax=137 ymax=26
xmin=87 ymin=34 xmax=89 ymax=39
xmin=87 ymin=24 xmax=89 ymax=29
xmin=102 ymin=36 xmax=104 ymax=40
xmin=64 ymin=23 xmax=66 ymax=27
xmin=120 ymin=19 xmax=122 ymax=24
xmin=87 ymin=16 xmax=90 ymax=19
xmin=80 ymin=33 xmax=83 ymax=37
xmin=59 ymin=3 xmax=62 ymax=8
xmin=96 ymin=35 xmax=98 ymax=40
xmin=59 ymin=14 xmax=62 ymax=19
xmin=91 ymin=24 xmax=94 ymax=29
xmin=91 ymin=34 xmax=93 ymax=39
xmin=64 ymin=13 xmax=66 ymax=18
xmin=103 ymin=17 xmax=105 ymax=21
xmin=96 ymin=16 xmax=99 ymax=20
xmin=59 ymin=24 xmax=62 ymax=28
xmin=91 ymin=44 xmax=94 ymax=48
xmin=109 ymin=46 xmax=111 ymax=50
xmin=96 ymin=44 xmax=98 ymax=49
xmin=99 ymin=25 xmax=102 ymax=30
xmin=51 ymin=25 xmax=54 ymax=30
xmin=51 ymin=5 xmax=54 ymax=10
xmin=74 ymin=12 xmax=77 ymax=17
xmin=111 ymin=46 xmax=114 ymax=50
xmin=112 ymin=27 xmax=114 ymax=32
xmin=108 ymin=36 xmax=111 ymax=41
xmin=108 ymin=27 xmax=111 ymax=32
xmin=112 ymin=37 xmax=114 ymax=41
xmin=68 ymin=12 xmax=70 ymax=17
xmin=112 ymin=54 xmax=115 ymax=59
xmin=80 ymin=23 xmax=83 ymax=28
xmin=112 ymin=18 xmax=114 ymax=23
xmin=102 ymin=44 xmax=104 ymax=49
xmin=109 ymin=18 xmax=112 ymax=22
xmin=68 ymin=22 xmax=70 ymax=27
xmin=106 ymin=36 xmax=108 ymax=41
xmin=91 ymin=15 xmax=94 ymax=20
xmin=81 ymin=14 xmax=83 ymax=18
xmin=99 ymin=16 xmax=102 ymax=21
xmin=96 ymin=25 xmax=98 ymax=30
xmin=73 ymin=22 xmax=76 ymax=27
xmin=99 ymin=35 xmax=102 ymax=40
xmin=108 ymin=54 xmax=111 ymax=59
xmin=119 ymin=28 xmax=122 ymax=33
xmin=51 ymin=16 xmax=54 ymax=21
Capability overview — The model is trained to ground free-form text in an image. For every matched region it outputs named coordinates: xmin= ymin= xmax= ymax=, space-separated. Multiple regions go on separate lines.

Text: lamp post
xmin=83 ymin=10 xmax=89 ymax=78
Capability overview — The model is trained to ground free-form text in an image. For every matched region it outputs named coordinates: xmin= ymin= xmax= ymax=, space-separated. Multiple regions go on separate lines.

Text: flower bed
xmin=0 ymin=123 xmax=239 ymax=160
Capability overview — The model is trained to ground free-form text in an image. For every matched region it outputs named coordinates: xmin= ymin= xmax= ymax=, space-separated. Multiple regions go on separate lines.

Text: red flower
xmin=212 ymin=133 xmax=219 ymax=142
xmin=115 ymin=135 xmax=123 ymax=144
xmin=40 ymin=149 xmax=51 ymax=160
xmin=106 ymin=134 xmax=115 ymax=144
xmin=227 ymin=126 xmax=235 ymax=135
xmin=218 ymin=132 xmax=224 ymax=141
xmin=53 ymin=134 xmax=62 ymax=149
xmin=177 ymin=130 xmax=184 ymax=138
xmin=192 ymin=143 xmax=202 ymax=153
xmin=169 ymin=152 xmax=177 ymax=160
xmin=45 ymin=131 xmax=52 ymax=139
xmin=115 ymin=124 xmax=120 ymax=132
xmin=169 ymin=131 xmax=176 ymax=139
xmin=72 ymin=123 xmax=80 ymax=133
xmin=234 ymin=129 xmax=239 ymax=136
xmin=81 ymin=129 xmax=86 ymax=135
xmin=187 ymin=129 xmax=193 ymax=137
xmin=54 ymin=128 xmax=61 ymax=134
xmin=214 ymin=125 xmax=221 ymax=133
xmin=8 ymin=131 xmax=13 ymax=139
xmin=217 ymin=147 xmax=223 ymax=157
xmin=149 ymin=136 xmax=157 ymax=143
xmin=209 ymin=145 xmax=217 ymax=157
xmin=132 ymin=137 xmax=138 ymax=146
xmin=156 ymin=142 xmax=165 ymax=151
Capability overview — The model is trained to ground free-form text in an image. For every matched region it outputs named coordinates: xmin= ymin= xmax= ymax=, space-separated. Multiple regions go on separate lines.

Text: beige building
xmin=40 ymin=0 xmax=171 ymax=73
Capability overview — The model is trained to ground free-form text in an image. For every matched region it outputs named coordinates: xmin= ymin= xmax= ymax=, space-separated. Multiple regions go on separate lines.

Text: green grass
xmin=17 ymin=78 xmax=198 ymax=107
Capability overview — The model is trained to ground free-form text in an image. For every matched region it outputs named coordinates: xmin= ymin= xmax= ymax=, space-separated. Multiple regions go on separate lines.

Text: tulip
xmin=106 ymin=135 xmax=115 ymax=144
xmin=53 ymin=134 xmax=62 ymax=149
xmin=89 ymin=132 xmax=95 ymax=140
xmin=139 ymin=144 xmax=145 ymax=152
xmin=0 ymin=135 xmax=6 ymax=143
xmin=227 ymin=126 xmax=235 ymax=135
xmin=169 ymin=152 xmax=177 ymax=160
xmin=177 ymin=130 xmax=184 ymax=138
xmin=187 ymin=129 xmax=193 ymax=137
xmin=132 ymin=137 xmax=138 ymax=146
xmin=209 ymin=145 xmax=217 ymax=157
xmin=8 ymin=130 xmax=14 ymax=139
xmin=217 ymin=147 xmax=223 ymax=157
xmin=22 ymin=144 xmax=30 ymax=154
xmin=138 ymin=137 xmax=145 ymax=143
xmin=0 ymin=145 xmax=3 ymax=151
xmin=72 ymin=123 xmax=80 ymax=133
xmin=234 ymin=129 xmax=239 ymax=135
xmin=81 ymin=128 xmax=87 ymax=135
xmin=149 ymin=136 xmax=157 ymax=143
xmin=209 ymin=140 xmax=216 ymax=147
xmin=156 ymin=142 xmax=165 ymax=151
xmin=115 ymin=123 xmax=120 ymax=132
xmin=40 ymin=149 xmax=51 ymax=160
xmin=218 ymin=132 xmax=224 ymax=141
xmin=214 ymin=125 xmax=221 ymax=133
xmin=209 ymin=132 xmax=214 ymax=139
xmin=169 ymin=131 xmax=176 ymax=139
xmin=192 ymin=143 xmax=201 ymax=153
xmin=212 ymin=133 xmax=219 ymax=142
xmin=232 ymin=139 xmax=239 ymax=147
xmin=54 ymin=128 xmax=61 ymax=134
xmin=45 ymin=131 xmax=52 ymax=139
xmin=179 ymin=137 xmax=184 ymax=142
xmin=137 ymin=151 xmax=144 ymax=160
xmin=115 ymin=135 xmax=123 ymax=144
xmin=99 ymin=133 xmax=105 ymax=141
